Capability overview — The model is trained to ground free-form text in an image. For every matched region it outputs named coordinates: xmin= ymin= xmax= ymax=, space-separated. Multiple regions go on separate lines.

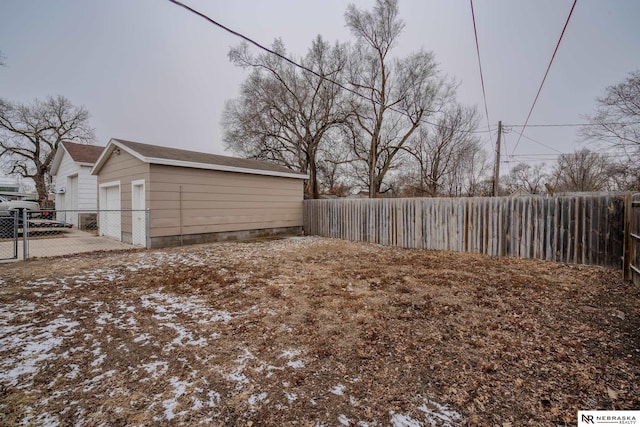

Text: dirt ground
xmin=0 ymin=236 xmax=638 ymax=426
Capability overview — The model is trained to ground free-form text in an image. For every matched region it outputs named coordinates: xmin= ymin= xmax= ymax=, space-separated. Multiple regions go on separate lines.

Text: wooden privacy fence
xmin=304 ymin=194 xmax=638 ymax=272
xmin=630 ymin=193 xmax=640 ymax=285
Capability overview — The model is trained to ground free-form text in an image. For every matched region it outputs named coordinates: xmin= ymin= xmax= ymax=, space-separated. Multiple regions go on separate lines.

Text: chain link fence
xmin=0 ymin=211 xmax=19 ymax=260
xmin=0 ymin=209 xmax=149 ymax=261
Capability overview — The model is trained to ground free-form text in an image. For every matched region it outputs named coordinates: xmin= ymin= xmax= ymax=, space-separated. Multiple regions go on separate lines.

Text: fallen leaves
xmin=0 ymin=236 xmax=639 ymax=425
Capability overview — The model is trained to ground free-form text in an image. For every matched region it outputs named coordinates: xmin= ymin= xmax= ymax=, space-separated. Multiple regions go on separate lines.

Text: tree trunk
xmin=307 ymin=152 xmax=320 ymax=199
xmin=368 ymin=140 xmax=377 ymax=198
xmin=33 ymin=173 xmax=47 ymax=203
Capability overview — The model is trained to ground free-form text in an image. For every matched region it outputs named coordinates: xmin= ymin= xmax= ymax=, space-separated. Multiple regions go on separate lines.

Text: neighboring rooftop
xmin=60 ymin=141 xmax=105 ymax=164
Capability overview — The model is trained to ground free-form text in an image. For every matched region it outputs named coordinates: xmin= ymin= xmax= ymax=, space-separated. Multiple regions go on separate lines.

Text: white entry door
xmin=66 ymin=175 xmax=78 ymax=226
xmin=131 ymin=180 xmax=146 ymax=246
xmin=99 ymin=182 xmax=121 ymax=240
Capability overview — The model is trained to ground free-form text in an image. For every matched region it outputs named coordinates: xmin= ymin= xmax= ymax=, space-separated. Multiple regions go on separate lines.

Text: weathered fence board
xmin=304 ymin=194 xmax=631 ymax=269
xmin=628 ymin=193 xmax=640 ymax=285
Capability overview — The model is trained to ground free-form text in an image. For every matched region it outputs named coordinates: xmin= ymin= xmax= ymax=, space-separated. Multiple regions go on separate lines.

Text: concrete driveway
xmin=0 ymin=227 xmax=138 ymax=262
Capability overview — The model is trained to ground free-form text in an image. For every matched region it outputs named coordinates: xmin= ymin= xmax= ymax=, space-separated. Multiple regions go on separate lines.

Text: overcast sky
xmin=1 ymin=0 xmax=639 ymax=173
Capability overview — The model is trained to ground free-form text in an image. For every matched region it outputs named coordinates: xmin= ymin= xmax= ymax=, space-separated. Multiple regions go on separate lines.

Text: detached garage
xmin=91 ymin=138 xmax=308 ymax=248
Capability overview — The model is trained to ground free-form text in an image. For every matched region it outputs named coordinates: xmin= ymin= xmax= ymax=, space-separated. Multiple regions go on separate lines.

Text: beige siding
xmin=96 ymin=150 xmax=150 ymax=241
xmin=148 ymin=164 xmax=303 ymax=238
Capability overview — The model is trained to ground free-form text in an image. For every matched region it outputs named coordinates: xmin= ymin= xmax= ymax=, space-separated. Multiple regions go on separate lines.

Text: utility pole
xmin=492 ymin=121 xmax=502 ymax=196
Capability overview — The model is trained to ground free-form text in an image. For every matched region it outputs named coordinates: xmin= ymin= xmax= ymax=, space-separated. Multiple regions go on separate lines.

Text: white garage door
xmin=99 ymin=183 xmax=121 ymax=240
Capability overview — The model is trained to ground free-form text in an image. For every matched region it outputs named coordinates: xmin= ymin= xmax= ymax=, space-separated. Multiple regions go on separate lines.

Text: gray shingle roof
xmin=112 ymin=139 xmax=302 ymax=176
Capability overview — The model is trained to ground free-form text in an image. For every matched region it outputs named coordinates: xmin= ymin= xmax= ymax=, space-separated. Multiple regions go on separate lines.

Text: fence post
xmin=146 ymin=209 xmax=151 ymax=249
xmin=22 ymin=209 xmax=29 ymax=260
xmin=623 ymin=192 xmax=632 ymax=281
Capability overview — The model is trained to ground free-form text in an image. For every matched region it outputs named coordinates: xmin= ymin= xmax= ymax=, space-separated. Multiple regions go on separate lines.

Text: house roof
xmin=51 ymin=141 xmax=105 ymax=175
xmin=62 ymin=141 xmax=104 ymax=164
xmin=91 ymin=139 xmax=308 ymax=180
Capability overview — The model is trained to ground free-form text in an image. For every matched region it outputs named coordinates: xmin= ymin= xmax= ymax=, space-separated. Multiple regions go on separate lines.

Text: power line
xmin=506 ymin=121 xmax=640 ymax=128
xmin=511 ymin=0 xmax=578 ymax=155
xmin=166 ymin=0 xmax=359 ymax=98
xmin=469 ymin=0 xmax=493 ymax=142
xmin=166 ymin=0 xmax=491 ymax=135
xmin=514 ymin=131 xmax=564 ymax=154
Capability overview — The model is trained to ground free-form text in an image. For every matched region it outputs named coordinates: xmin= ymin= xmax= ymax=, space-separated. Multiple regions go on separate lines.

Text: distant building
xmin=0 ymin=176 xmax=35 ymax=198
xmin=50 ymin=141 xmax=105 ymax=227
xmin=51 ymin=141 xmax=105 ymax=211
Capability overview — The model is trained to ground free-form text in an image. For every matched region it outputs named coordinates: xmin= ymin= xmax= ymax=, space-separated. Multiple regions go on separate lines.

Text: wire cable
xmin=166 ymin=0 xmax=491 ymax=135
xmin=506 ymin=121 xmax=640 ymax=127
xmin=511 ymin=0 xmax=578 ymax=155
xmin=469 ymin=0 xmax=493 ymax=142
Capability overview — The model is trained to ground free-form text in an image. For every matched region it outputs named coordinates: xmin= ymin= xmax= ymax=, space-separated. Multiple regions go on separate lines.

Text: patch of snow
xmin=161 ymin=322 xmax=207 ymax=347
xmin=285 ymin=392 xmax=297 ymax=402
xmin=390 ymin=412 xmax=422 ymax=427
xmin=95 ymin=312 xmax=113 ymax=325
xmin=280 ymin=349 xmax=302 ymax=358
xmin=82 ymin=370 xmax=116 ymax=392
xmin=90 ymin=353 xmax=106 ymax=367
xmin=133 ymin=333 xmax=151 ymax=343
xmin=338 ymin=414 xmax=351 ymax=426
xmin=140 ymin=292 xmax=232 ymax=324
xmin=0 ymin=316 xmax=79 ymax=387
xmin=30 ymin=411 xmax=60 ymax=427
xmin=417 ymin=397 xmax=462 ymax=426
xmin=225 ymin=369 xmax=248 ymax=385
xmin=141 ymin=361 xmax=168 ymax=379
xmin=65 ymin=364 xmax=80 ymax=379
xmin=286 ymin=360 xmax=305 ymax=369
xmin=247 ymin=392 xmax=267 ymax=406
xmin=163 ymin=377 xmax=191 ymax=420
xmin=207 ymin=390 xmax=221 ymax=407
xmin=191 ymin=397 xmax=203 ymax=411
xmin=281 ymin=349 xmax=304 ymax=368
xmin=331 ymin=384 xmax=346 ymax=396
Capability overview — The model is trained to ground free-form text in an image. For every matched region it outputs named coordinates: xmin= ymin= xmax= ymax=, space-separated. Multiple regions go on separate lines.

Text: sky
xmin=1 ymin=0 xmax=639 ymax=175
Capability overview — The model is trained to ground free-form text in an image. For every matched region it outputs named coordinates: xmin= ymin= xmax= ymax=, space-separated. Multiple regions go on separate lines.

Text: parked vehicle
xmin=0 ymin=195 xmax=40 ymax=215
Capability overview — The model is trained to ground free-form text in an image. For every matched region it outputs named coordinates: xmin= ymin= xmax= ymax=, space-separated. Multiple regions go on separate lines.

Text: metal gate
xmin=0 ymin=211 xmax=19 ymax=260
xmin=630 ymin=193 xmax=640 ymax=285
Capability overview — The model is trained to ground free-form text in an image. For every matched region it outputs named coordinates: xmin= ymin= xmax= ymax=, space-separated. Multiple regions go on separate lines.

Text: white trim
xmin=99 ymin=180 xmax=121 ymax=190
xmin=50 ymin=144 xmax=66 ymax=176
xmin=143 ymin=157 xmax=308 ymax=179
xmin=131 ymin=179 xmax=146 ymax=247
xmin=98 ymin=181 xmax=121 ymax=240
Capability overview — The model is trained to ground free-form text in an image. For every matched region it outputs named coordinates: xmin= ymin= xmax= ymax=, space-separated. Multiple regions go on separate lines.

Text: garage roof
xmin=91 ymin=139 xmax=308 ymax=179
xmin=51 ymin=141 xmax=105 ymax=175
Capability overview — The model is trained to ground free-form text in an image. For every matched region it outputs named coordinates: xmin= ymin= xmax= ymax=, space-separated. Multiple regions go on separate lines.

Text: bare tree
xmin=0 ymin=96 xmax=95 ymax=200
xmin=0 ymin=50 xmax=6 ymax=67
xmin=344 ymin=0 xmax=451 ymax=197
xmin=581 ymin=70 xmax=640 ymax=149
xmin=223 ymin=37 xmax=352 ymax=199
xmin=551 ymin=149 xmax=612 ymax=193
xmin=601 ymin=155 xmax=640 ymax=191
xmin=315 ymin=129 xmax=353 ymax=196
xmin=407 ymin=105 xmax=483 ymax=196
xmin=502 ymin=162 xmax=549 ymax=195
